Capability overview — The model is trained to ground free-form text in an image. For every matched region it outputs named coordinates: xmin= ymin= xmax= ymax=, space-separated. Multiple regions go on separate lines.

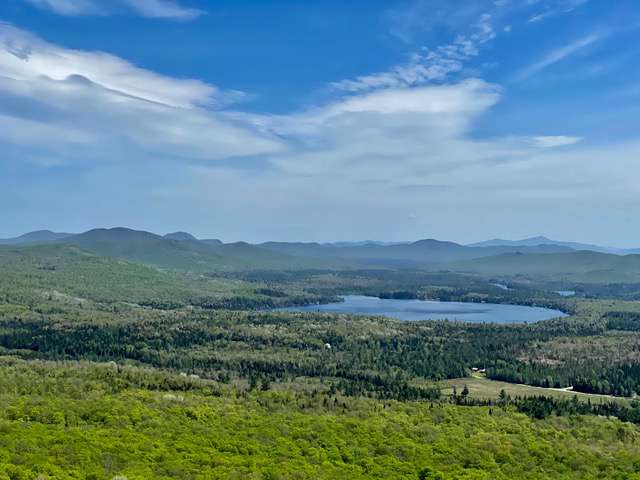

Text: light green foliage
xmin=0 ymin=244 xmax=326 ymax=309
xmin=0 ymin=359 xmax=639 ymax=480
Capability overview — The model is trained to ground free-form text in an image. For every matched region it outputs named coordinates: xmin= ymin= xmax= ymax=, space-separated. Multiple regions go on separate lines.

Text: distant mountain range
xmin=468 ymin=236 xmax=639 ymax=255
xmin=0 ymin=229 xmax=638 ymax=280
xmin=47 ymin=228 xmax=333 ymax=271
xmin=450 ymin=250 xmax=640 ymax=284
xmin=258 ymin=239 xmax=572 ymax=267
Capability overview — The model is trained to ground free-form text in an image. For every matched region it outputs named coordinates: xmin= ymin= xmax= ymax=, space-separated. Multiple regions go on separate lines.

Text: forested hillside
xmin=59 ymin=228 xmax=337 ymax=272
xmin=447 ymin=251 xmax=640 ymax=283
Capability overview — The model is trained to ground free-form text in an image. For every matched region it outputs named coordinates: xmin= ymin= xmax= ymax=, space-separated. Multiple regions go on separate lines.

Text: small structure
xmin=324 ymin=343 xmax=332 ymax=350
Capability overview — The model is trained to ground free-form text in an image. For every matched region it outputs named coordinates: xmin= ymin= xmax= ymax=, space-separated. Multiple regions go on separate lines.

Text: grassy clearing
xmin=439 ymin=373 xmax=631 ymax=405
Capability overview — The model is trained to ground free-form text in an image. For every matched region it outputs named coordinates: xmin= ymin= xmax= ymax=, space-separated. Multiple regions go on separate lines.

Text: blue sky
xmin=1 ymin=0 xmax=640 ymax=245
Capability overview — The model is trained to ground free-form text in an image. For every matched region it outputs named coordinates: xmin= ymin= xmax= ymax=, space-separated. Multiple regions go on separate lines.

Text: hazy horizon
xmin=1 ymin=225 xmax=637 ymax=250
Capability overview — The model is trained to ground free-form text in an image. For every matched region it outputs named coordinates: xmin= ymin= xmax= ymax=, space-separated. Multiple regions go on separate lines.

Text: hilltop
xmin=0 ymin=230 xmax=72 ymax=245
xmin=468 ymin=236 xmax=638 ymax=255
xmin=448 ymin=250 xmax=640 ymax=283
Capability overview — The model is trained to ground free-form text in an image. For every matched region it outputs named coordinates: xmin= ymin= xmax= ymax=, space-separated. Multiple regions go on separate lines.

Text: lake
xmin=280 ymin=295 xmax=567 ymax=324
xmin=556 ymin=290 xmax=576 ymax=297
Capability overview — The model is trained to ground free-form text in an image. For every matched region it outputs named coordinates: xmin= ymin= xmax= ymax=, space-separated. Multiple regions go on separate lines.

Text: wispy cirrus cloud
xmin=513 ymin=33 xmax=603 ymax=81
xmin=528 ymin=0 xmax=590 ymax=23
xmin=23 ymin=0 xmax=204 ymax=20
xmin=387 ymin=0 xmax=492 ymax=44
xmin=332 ymin=13 xmax=496 ymax=93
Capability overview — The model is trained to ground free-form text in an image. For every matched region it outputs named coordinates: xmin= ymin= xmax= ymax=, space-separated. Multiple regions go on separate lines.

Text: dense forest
xmin=1 ymin=358 xmax=640 ymax=479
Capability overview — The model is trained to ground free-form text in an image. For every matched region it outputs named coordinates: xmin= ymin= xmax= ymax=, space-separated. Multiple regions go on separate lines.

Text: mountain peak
xmin=75 ymin=227 xmax=163 ymax=241
xmin=522 ymin=236 xmax=552 ymax=243
xmin=469 ymin=236 xmax=557 ymax=248
xmin=164 ymin=231 xmax=198 ymax=241
xmin=412 ymin=238 xmax=461 ymax=248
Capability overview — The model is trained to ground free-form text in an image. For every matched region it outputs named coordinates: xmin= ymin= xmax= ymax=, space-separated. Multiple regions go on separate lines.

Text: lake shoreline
xmin=275 ymin=294 xmax=568 ymax=324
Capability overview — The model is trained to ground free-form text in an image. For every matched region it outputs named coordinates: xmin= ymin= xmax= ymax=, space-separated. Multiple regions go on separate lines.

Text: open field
xmin=439 ymin=374 xmax=632 ymax=405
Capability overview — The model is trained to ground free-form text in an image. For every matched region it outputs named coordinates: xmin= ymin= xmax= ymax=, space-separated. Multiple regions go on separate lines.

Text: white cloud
xmin=120 ymin=0 xmax=204 ymax=20
xmin=176 ymin=137 xmax=640 ymax=243
xmin=332 ymin=79 xmax=500 ymax=116
xmin=333 ymin=13 xmax=495 ymax=93
xmin=24 ymin=0 xmax=102 ymax=16
xmin=0 ymin=24 xmax=283 ymax=164
xmin=387 ymin=0 xmax=491 ymax=44
xmin=513 ymin=33 xmax=602 ymax=81
xmin=23 ymin=0 xmax=204 ymax=20
xmin=0 ymin=25 xmax=592 ymax=214
xmin=0 ymin=23 xmax=216 ymax=108
xmin=529 ymin=136 xmax=583 ymax=148
xmin=528 ymin=11 xmax=554 ymax=23
xmin=259 ymin=79 xmax=503 ymax=179
xmin=528 ymin=0 xmax=590 ymax=23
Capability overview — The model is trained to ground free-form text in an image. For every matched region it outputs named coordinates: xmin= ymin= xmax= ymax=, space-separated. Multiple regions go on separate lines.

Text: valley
xmin=2 ymin=228 xmax=640 ymax=478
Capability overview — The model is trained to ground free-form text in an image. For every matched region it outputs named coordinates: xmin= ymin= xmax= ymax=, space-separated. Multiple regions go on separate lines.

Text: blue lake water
xmin=556 ymin=290 xmax=576 ymax=297
xmin=280 ymin=295 xmax=567 ymax=324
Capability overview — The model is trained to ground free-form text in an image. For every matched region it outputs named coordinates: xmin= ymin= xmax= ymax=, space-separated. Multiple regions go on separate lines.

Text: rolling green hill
xmin=0 ymin=243 xmax=326 ymax=309
xmin=447 ymin=251 xmax=640 ymax=283
xmin=60 ymin=228 xmax=336 ymax=272
xmin=0 ymin=243 xmax=248 ymax=306
xmin=0 ymin=230 xmax=72 ymax=245
xmin=469 ymin=236 xmax=640 ymax=255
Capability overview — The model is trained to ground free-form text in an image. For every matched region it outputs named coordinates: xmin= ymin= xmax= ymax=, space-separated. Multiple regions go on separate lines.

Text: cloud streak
xmin=120 ymin=0 xmax=204 ymax=20
xmin=529 ymin=136 xmax=583 ymax=148
xmin=513 ymin=33 xmax=602 ymax=81
xmin=23 ymin=0 xmax=204 ymax=20
xmin=528 ymin=0 xmax=590 ymax=23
